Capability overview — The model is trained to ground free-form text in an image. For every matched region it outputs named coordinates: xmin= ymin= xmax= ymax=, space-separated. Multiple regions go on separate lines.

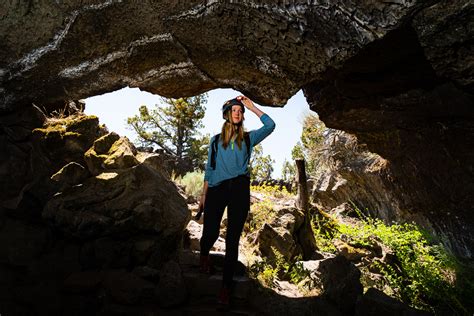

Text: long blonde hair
xmin=221 ymin=110 xmax=245 ymax=149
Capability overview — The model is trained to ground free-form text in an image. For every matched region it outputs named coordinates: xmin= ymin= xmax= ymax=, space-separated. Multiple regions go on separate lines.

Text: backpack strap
xmin=244 ymin=132 xmax=251 ymax=158
xmin=210 ymin=133 xmax=220 ymax=170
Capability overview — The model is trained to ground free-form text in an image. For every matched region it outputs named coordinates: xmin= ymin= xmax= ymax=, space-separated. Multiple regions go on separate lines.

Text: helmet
xmin=222 ymin=98 xmax=245 ymax=120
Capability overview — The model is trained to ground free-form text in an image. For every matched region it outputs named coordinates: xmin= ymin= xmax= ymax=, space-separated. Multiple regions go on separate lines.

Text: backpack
xmin=210 ymin=132 xmax=250 ymax=170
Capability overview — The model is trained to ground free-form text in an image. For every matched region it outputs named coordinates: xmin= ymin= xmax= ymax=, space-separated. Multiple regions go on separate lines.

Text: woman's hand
xmin=195 ymin=194 xmax=206 ymax=220
xmin=199 ymin=194 xmax=206 ymax=212
xmin=237 ymin=95 xmax=254 ymax=110
xmin=237 ymin=95 xmax=265 ymax=118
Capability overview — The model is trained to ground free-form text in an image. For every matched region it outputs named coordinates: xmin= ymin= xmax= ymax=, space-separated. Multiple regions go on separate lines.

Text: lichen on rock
xmin=84 ymin=132 xmax=139 ymax=175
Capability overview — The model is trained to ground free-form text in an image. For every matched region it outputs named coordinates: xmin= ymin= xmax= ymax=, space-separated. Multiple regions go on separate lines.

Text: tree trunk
xmin=296 ymin=159 xmax=309 ymax=211
xmin=295 ymin=159 xmax=321 ymax=260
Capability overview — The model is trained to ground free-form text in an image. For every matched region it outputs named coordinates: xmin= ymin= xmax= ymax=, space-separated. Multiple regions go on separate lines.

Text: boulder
xmin=32 ymin=114 xmax=105 ymax=167
xmin=132 ymin=266 xmax=160 ymax=283
xmin=43 ymin=164 xmax=190 ymax=240
xmin=136 ymin=152 xmax=172 ymax=178
xmin=84 ymin=132 xmax=138 ymax=175
xmin=50 ymin=161 xmax=89 ymax=190
xmin=155 ymin=260 xmax=187 ymax=307
xmin=79 ymin=237 xmax=132 ymax=269
xmin=131 ymin=237 xmax=157 ymax=266
xmin=355 ymin=288 xmax=432 ymax=316
xmin=1 ymin=113 xmax=105 ymax=210
xmin=318 ymin=255 xmax=363 ymax=314
xmin=310 ymin=130 xmax=397 ymax=221
xmin=256 ymin=206 xmax=305 ymax=261
xmin=137 ymin=149 xmax=195 ymax=179
xmin=183 ymin=220 xmax=225 ymax=252
xmin=333 ymin=239 xmax=372 ymax=262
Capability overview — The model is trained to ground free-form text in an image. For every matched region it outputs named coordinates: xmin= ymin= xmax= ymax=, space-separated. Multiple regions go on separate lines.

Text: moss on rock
xmin=85 ymin=133 xmax=139 ymax=175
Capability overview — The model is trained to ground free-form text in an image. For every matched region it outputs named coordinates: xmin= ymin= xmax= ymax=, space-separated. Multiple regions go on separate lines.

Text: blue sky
xmin=84 ymin=87 xmax=311 ymax=178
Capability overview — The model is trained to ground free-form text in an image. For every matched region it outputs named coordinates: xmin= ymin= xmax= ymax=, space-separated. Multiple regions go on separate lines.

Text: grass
xmin=311 ymin=206 xmax=473 ymax=315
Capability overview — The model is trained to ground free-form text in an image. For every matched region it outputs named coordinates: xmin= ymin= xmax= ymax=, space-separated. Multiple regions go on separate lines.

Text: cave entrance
xmin=83 ymin=86 xmax=310 ymax=179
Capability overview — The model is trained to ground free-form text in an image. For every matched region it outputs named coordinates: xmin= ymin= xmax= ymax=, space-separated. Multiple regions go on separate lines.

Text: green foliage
xmin=281 ymin=158 xmax=296 ymax=182
xmin=174 ymin=170 xmax=204 ymax=199
xmin=301 ymin=113 xmax=325 ymax=151
xmin=310 ymin=211 xmax=338 ymax=253
xmin=127 ymin=94 xmax=209 ymax=169
xmin=249 ymin=144 xmax=274 ymax=181
xmin=250 ymin=182 xmax=293 ymax=199
xmin=312 ymin=207 xmax=471 ymax=314
xmin=291 ymin=141 xmax=304 ymax=161
xmin=291 ymin=113 xmax=326 ymax=176
xmin=248 ymin=249 xmax=317 ymax=291
xmin=188 ymin=133 xmax=210 ymax=170
xmin=248 ymin=259 xmax=278 ymax=287
xmin=248 ymin=198 xmax=275 ymax=233
xmin=340 ymin=220 xmax=467 ymax=313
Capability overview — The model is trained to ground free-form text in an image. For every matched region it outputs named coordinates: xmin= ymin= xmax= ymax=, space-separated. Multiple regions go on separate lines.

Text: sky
xmin=84 ymin=87 xmax=311 ymax=178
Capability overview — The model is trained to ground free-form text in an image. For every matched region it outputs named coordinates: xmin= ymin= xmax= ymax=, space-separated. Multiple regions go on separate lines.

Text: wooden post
xmin=295 ymin=158 xmax=321 ymax=260
xmin=296 ymin=159 xmax=309 ymax=211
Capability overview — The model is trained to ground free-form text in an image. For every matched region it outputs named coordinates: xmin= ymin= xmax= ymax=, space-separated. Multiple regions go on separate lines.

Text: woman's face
xmin=231 ymin=105 xmax=243 ymax=124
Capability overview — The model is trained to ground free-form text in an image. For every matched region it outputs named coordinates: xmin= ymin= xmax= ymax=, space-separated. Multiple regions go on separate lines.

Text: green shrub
xmin=310 ymin=210 xmax=338 ymax=253
xmin=175 ymin=170 xmax=204 ymax=199
xmin=338 ymin=219 xmax=460 ymax=312
xmin=248 ymin=198 xmax=276 ymax=232
xmin=248 ymin=257 xmax=278 ymax=288
xmin=311 ymin=207 xmax=472 ymax=314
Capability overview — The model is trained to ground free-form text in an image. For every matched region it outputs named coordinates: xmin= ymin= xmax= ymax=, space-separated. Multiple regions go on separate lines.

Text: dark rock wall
xmin=1 ymin=1 xmax=426 ymax=109
xmin=303 ymin=3 xmax=473 ymax=257
xmin=0 ymin=0 xmax=472 ymax=259
xmin=0 ymin=113 xmax=190 ymax=314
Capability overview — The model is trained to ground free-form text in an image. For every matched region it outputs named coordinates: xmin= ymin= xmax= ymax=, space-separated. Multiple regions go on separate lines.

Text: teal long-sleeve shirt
xmin=204 ymin=113 xmax=276 ymax=187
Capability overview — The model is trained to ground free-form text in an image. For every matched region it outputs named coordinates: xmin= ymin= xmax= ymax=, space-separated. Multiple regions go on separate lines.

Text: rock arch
xmin=1 ymin=0 xmax=473 ymax=259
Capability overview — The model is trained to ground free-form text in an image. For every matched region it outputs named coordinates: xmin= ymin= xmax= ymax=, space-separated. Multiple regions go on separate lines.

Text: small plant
xmin=310 ymin=210 xmax=338 ymax=253
xmin=285 ymin=255 xmax=319 ymax=291
xmin=248 ymin=248 xmax=319 ymax=293
xmin=248 ymin=198 xmax=275 ymax=232
xmin=174 ymin=170 xmax=203 ymax=199
xmin=248 ymin=257 xmax=278 ymax=288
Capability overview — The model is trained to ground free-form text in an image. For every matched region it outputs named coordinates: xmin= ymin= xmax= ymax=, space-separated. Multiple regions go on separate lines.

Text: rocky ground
xmin=181 ymin=189 xmax=433 ymax=316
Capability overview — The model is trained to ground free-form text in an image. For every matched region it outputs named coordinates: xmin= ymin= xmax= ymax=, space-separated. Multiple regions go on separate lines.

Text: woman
xmin=198 ymin=95 xmax=275 ymax=307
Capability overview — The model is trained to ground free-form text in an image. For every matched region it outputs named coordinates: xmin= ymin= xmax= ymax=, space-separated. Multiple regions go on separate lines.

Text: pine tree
xmin=290 ymin=112 xmax=326 ymax=176
xmin=250 ymin=144 xmax=274 ymax=181
xmin=127 ymin=94 xmax=208 ymax=169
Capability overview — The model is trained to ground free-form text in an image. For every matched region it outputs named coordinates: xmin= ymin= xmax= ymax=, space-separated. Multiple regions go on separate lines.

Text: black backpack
xmin=210 ymin=132 xmax=251 ymax=170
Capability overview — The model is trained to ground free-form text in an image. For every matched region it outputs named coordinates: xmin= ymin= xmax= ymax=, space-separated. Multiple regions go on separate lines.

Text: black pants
xmin=200 ymin=175 xmax=250 ymax=287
